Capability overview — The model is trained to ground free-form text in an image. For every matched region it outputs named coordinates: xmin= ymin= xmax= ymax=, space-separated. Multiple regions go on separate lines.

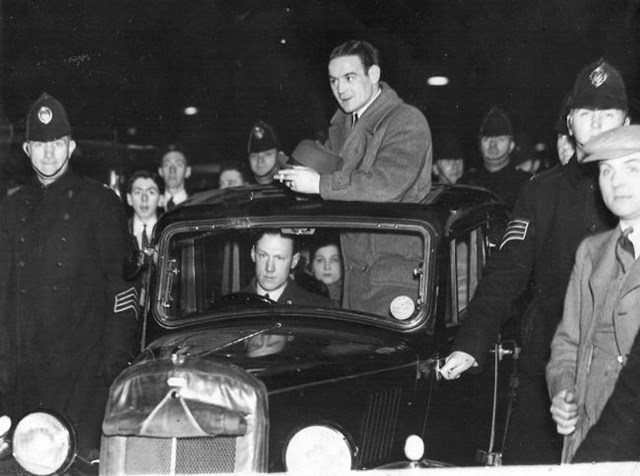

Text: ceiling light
xmin=427 ymin=76 xmax=449 ymax=86
xmin=183 ymin=106 xmax=198 ymax=116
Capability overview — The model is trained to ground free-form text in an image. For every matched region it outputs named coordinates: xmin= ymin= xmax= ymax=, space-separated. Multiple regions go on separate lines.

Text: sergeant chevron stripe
xmin=500 ymin=219 xmax=530 ymax=250
xmin=114 ymin=287 xmax=139 ymax=319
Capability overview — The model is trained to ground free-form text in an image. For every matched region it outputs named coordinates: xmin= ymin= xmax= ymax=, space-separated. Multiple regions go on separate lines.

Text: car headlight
xmin=12 ymin=411 xmax=76 ymax=476
xmin=284 ymin=425 xmax=353 ymax=472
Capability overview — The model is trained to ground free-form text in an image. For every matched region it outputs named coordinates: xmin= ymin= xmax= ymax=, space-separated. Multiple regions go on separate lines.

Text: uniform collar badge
xmin=38 ymin=106 xmax=53 ymax=125
xmin=589 ymin=65 xmax=608 ymax=88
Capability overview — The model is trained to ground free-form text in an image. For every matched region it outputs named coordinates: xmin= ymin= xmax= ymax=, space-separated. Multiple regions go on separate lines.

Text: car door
xmin=421 ymin=214 xmax=513 ymax=466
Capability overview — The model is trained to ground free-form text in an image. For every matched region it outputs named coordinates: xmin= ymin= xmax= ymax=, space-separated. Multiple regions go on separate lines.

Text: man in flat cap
xmin=247 ymin=120 xmax=287 ymax=185
xmin=548 ymin=125 xmax=640 ymax=462
xmin=441 ymin=59 xmax=626 ymax=464
xmin=0 ymin=93 xmax=138 ymax=457
xmin=275 ymin=40 xmax=432 ymax=315
xmin=461 ymin=107 xmax=530 ymax=209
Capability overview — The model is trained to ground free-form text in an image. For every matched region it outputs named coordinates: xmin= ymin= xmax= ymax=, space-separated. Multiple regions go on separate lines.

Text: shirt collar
xmin=353 ymin=87 xmax=382 ymax=122
xmin=164 ymin=189 xmax=188 ymax=205
xmin=256 ymin=280 xmax=287 ymax=302
xmin=132 ymin=215 xmax=157 ymax=236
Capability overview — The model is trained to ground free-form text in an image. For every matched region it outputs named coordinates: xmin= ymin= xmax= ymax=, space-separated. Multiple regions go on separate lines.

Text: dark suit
xmin=242 ymin=278 xmax=333 ymax=308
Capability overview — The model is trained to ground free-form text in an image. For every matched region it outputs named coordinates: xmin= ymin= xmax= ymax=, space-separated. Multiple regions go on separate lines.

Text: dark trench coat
xmin=0 ymin=171 xmax=139 ymax=455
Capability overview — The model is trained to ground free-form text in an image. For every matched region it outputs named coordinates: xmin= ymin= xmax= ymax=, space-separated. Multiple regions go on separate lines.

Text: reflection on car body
xmin=9 ymin=183 xmax=515 ymax=474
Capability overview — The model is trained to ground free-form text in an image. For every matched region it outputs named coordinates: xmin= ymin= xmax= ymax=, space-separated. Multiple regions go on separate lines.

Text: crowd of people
xmin=0 ymin=38 xmax=639 ymax=465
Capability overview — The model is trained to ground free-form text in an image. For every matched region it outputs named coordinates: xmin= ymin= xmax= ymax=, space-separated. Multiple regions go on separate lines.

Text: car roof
xmin=156 ymin=183 xmax=503 ymax=238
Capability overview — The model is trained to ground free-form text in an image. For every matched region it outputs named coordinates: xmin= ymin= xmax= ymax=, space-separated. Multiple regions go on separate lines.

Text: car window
xmin=448 ymin=226 xmax=486 ymax=325
xmin=155 ymin=224 xmax=431 ymax=329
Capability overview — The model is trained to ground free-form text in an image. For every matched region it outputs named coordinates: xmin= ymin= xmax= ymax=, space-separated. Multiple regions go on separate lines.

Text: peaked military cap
xmin=25 ymin=93 xmax=71 ymax=142
xmin=571 ymin=59 xmax=628 ymax=111
xmin=479 ymin=107 xmax=513 ymax=137
xmin=248 ymin=120 xmax=280 ymax=154
xmin=582 ymin=125 xmax=640 ymax=163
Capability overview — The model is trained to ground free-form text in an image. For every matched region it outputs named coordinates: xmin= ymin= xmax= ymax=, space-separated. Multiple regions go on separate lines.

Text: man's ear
xmin=368 ymin=64 xmax=381 ymax=84
xmin=68 ymin=140 xmax=76 ymax=157
xmin=291 ymin=252 xmax=300 ymax=270
xmin=158 ymin=167 xmax=165 ymax=178
xmin=126 ymin=194 xmax=133 ymax=207
xmin=22 ymin=143 xmax=30 ymax=156
xmin=509 ymin=141 xmax=515 ymax=153
xmin=624 ymin=116 xmax=631 ymax=126
xmin=185 ymin=166 xmax=192 ymax=179
xmin=567 ymin=114 xmax=573 ymax=137
xmin=251 ymin=246 xmax=256 ymax=263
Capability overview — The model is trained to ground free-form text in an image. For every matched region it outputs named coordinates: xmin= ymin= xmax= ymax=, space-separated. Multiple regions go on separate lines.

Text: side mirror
xmin=124 ymin=250 xmax=146 ymax=281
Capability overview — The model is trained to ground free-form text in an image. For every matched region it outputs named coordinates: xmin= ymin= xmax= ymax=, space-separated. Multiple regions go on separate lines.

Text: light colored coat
xmin=547 ymin=226 xmax=640 ymax=462
xmin=319 ymin=82 xmax=432 ymax=203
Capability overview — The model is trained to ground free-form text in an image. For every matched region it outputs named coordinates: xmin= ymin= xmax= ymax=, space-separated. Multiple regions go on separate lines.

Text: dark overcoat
xmin=452 ymin=155 xmax=616 ymax=463
xmin=0 ymin=172 xmax=139 ymax=454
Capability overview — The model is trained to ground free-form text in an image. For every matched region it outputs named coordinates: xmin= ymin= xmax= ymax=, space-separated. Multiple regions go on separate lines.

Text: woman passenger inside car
xmin=309 ymin=236 xmax=343 ymax=307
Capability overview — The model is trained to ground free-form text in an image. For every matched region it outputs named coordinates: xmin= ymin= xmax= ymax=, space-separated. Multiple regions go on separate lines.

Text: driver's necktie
xmin=141 ymin=224 xmax=150 ymax=249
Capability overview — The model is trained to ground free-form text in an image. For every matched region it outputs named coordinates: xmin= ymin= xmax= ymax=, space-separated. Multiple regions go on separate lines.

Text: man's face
xmin=435 ymin=158 xmax=464 ymax=184
xmin=328 ymin=55 xmax=380 ymax=114
xmin=159 ymin=151 xmax=191 ymax=189
xmin=249 ymin=148 xmax=278 ymax=181
xmin=251 ymin=233 xmax=300 ymax=292
xmin=219 ymin=169 xmax=245 ymax=189
xmin=569 ymin=109 xmax=627 ymax=152
xmin=479 ymin=135 xmax=514 ymax=171
xmin=599 ymin=155 xmax=640 ymax=223
xmin=23 ymin=137 xmax=76 ymax=184
xmin=556 ymin=134 xmax=575 ymax=165
xmin=127 ymin=177 xmax=161 ymax=220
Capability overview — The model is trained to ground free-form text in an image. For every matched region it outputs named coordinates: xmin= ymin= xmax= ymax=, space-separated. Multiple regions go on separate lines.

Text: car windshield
xmin=155 ymin=222 xmax=431 ymax=328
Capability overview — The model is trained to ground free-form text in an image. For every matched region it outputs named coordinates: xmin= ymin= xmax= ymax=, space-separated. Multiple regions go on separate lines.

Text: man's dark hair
xmin=159 ymin=142 xmax=189 ymax=165
xmin=329 ymin=40 xmax=380 ymax=73
xmin=253 ymin=229 xmax=299 ymax=253
xmin=126 ymin=170 xmax=164 ymax=195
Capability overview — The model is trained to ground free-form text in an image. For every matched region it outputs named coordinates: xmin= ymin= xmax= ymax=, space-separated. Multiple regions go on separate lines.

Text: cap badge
xmin=37 ymin=106 xmax=53 ymax=125
xmin=589 ymin=65 xmax=608 ymax=88
xmin=252 ymin=126 xmax=265 ymax=140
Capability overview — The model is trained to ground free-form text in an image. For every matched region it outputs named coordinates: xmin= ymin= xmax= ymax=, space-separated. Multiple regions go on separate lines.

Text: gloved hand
xmin=439 ymin=351 xmax=477 ymax=380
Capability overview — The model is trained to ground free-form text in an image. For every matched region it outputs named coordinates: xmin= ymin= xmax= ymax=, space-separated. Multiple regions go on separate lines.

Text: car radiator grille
xmin=121 ymin=436 xmax=237 ymax=474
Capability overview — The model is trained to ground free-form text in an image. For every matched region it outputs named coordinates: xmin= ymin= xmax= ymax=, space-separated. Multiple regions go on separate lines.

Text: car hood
xmin=138 ymin=320 xmax=427 ymax=394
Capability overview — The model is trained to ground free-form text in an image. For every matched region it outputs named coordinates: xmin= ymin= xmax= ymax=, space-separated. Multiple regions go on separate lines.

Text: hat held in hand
xmin=289 ymin=140 xmax=343 ymax=174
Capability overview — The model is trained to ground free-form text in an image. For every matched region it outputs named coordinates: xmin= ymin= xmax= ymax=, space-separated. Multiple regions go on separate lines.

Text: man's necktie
xmin=619 ymin=227 xmax=635 ymax=259
xmin=141 ymin=224 xmax=150 ymax=249
xmin=166 ymin=197 xmax=175 ymax=211
xmin=351 ymin=113 xmax=358 ymax=128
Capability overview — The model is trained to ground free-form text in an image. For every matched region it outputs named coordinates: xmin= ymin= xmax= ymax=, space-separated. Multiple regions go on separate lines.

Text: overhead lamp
xmin=427 ymin=76 xmax=449 ymax=86
xmin=183 ymin=106 xmax=199 ymax=116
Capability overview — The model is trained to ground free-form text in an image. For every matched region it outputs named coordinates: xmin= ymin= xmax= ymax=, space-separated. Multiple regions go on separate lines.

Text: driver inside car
xmin=242 ymin=229 xmax=333 ymax=307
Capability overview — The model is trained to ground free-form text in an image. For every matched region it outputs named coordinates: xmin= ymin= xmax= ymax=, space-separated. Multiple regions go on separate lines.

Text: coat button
xmin=60 ymin=237 xmax=67 ymax=243
xmin=18 ymin=237 xmax=25 ymax=243
xmin=56 ymin=262 xmax=63 ymax=267
xmin=19 ymin=289 xmax=26 ymax=295
xmin=63 ymin=213 xmax=70 ymax=221
xmin=52 ymin=285 xmax=58 ymax=292
xmin=589 ymin=224 xmax=596 ymax=232
xmin=17 ymin=261 xmax=25 ymax=268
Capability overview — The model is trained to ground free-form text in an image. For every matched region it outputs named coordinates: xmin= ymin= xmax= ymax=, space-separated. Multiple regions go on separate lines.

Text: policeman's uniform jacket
xmin=0 ymin=171 xmax=139 ymax=453
xmin=460 ymin=164 xmax=531 ymax=211
xmin=452 ymin=154 xmax=616 ymax=463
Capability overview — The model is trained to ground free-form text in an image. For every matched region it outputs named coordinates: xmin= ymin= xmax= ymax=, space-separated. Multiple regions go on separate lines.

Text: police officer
xmin=0 ymin=93 xmax=139 ymax=457
xmin=247 ymin=120 xmax=287 ymax=185
xmin=440 ymin=59 xmax=626 ymax=464
xmin=460 ymin=107 xmax=531 ymax=210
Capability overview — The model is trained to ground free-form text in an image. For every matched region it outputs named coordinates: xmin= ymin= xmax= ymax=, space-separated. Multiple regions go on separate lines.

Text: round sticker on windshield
xmin=390 ymin=295 xmax=415 ymax=320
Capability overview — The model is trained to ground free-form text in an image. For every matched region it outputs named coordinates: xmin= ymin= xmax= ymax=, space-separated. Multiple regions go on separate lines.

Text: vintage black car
xmin=7 ymin=183 xmax=517 ymax=474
